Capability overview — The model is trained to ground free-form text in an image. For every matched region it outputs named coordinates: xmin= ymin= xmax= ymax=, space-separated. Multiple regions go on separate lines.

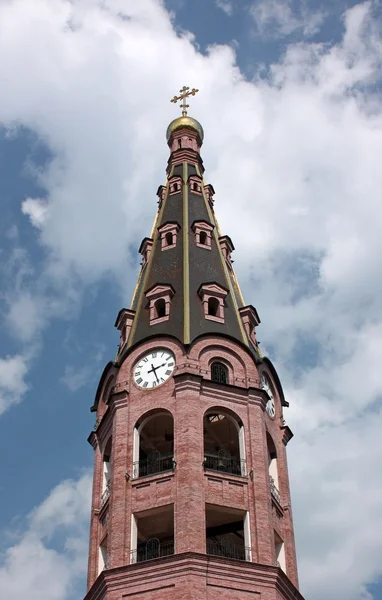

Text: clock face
xmin=133 ymin=349 xmax=175 ymax=389
xmin=261 ymin=374 xmax=276 ymax=419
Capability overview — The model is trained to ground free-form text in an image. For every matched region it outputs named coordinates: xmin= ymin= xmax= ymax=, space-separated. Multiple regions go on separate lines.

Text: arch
xmin=211 ymin=361 xmax=229 ymax=385
xmin=199 ymin=230 xmax=207 ymax=245
xmin=165 ymin=231 xmax=173 ymax=246
xmin=133 ymin=409 xmax=174 ymax=478
xmin=267 ymin=432 xmax=280 ymax=503
xmin=207 ymin=296 xmax=220 ymax=316
xmin=203 ymin=407 xmax=246 ymax=476
xmin=154 ymin=298 xmax=166 ymax=319
xmin=101 ymin=436 xmax=112 ymax=507
xmin=91 ymin=361 xmax=117 ymax=412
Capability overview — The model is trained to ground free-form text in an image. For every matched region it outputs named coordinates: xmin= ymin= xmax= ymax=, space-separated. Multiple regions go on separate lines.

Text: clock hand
xmin=148 ymin=364 xmax=160 ymax=382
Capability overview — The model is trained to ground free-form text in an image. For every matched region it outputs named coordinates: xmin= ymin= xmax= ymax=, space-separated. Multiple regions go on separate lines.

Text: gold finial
xmin=170 ymin=85 xmax=199 ymax=116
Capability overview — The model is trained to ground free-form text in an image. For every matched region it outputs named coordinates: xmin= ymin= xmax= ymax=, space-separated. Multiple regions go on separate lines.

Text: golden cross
xmin=170 ymin=85 xmax=199 ymax=116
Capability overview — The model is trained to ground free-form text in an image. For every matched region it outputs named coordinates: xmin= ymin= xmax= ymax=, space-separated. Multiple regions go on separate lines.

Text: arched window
xmin=199 ymin=231 xmax=207 ymax=245
xmin=208 ymin=297 xmax=220 ymax=317
xmin=211 ymin=361 xmax=228 ymax=384
xmin=178 ymin=139 xmax=182 ymax=149
xmin=267 ymin=433 xmax=280 ymax=504
xmin=101 ymin=437 xmax=112 ymax=508
xmin=203 ymin=408 xmax=246 ymax=475
xmin=193 ymin=182 xmax=198 ymax=191
xmin=154 ymin=298 xmax=166 ymax=319
xmin=174 ymin=182 xmax=179 ymax=191
xmin=165 ymin=232 xmax=173 ymax=246
xmin=133 ymin=410 xmax=174 ymax=478
xmin=98 ymin=537 xmax=108 ymax=573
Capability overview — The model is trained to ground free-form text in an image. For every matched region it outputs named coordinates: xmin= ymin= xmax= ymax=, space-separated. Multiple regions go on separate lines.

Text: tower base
xmin=84 ymin=553 xmax=304 ymax=600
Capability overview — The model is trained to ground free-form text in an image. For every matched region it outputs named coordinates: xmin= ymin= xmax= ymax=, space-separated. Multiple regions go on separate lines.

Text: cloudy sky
xmin=1 ymin=0 xmax=382 ymax=598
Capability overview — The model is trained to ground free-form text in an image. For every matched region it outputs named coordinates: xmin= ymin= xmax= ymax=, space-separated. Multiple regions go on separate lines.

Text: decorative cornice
xmin=173 ymin=371 xmax=202 ymax=393
xmin=281 ymin=425 xmax=294 ymax=446
xmin=84 ymin=553 xmax=304 ymax=600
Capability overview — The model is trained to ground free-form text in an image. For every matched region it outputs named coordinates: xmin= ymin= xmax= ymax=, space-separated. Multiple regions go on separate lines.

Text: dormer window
xmin=204 ymin=184 xmax=215 ymax=210
xmin=158 ymin=222 xmax=181 ymax=251
xmin=138 ymin=238 xmax=153 ymax=268
xmin=192 ymin=220 xmax=214 ymax=249
xmin=219 ymin=235 xmax=235 ymax=269
xmin=189 ymin=177 xmax=202 ymax=194
xmin=169 ymin=178 xmax=182 ymax=195
xmin=115 ymin=308 xmax=135 ymax=348
xmin=145 ymin=284 xmax=175 ymax=325
xmin=156 ymin=185 xmax=167 ymax=211
xmin=239 ymin=305 xmax=261 ymax=348
xmin=198 ymin=282 xmax=229 ymax=324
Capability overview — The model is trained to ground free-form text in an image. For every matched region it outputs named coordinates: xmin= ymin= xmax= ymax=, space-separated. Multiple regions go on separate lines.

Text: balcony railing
xmin=100 ymin=480 xmax=110 ymax=508
xmin=133 ymin=453 xmax=175 ymax=479
xmin=131 ymin=539 xmax=174 ymax=563
xmin=204 ymin=452 xmax=246 ymax=476
xmin=269 ymin=475 xmax=280 ymax=504
xmin=206 ymin=538 xmax=251 ymax=561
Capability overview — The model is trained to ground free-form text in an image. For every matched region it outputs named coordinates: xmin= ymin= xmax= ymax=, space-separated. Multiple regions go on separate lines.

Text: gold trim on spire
xmin=170 ymin=85 xmax=199 ymax=116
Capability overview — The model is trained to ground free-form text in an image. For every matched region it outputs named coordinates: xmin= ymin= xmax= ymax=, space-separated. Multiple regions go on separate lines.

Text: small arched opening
xmin=154 ymin=298 xmax=166 ymax=319
xmin=267 ymin=432 xmax=280 ymax=503
xmin=101 ymin=436 xmax=112 ymax=508
xmin=208 ymin=297 xmax=220 ymax=317
xmin=133 ymin=410 xmax=174 ymax=478
xmin=165 ymin=232 xmax=173 ymax=247
xmin=203 ymin=408 xmax=246 ymax=476
xmin=211 ymin=361 xmax=228 ymax=385
xmin=199 ymin=230 xmax=208 ymax=245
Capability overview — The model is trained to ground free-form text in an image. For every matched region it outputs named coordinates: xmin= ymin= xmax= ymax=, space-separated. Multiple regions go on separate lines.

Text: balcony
xmin=206 ymin=539 xmax=251 ymax=561
xmin=204 ymin=452 xmax=246 ymax=476
xmin=269 ymin=475 xmax=280 ymax=504
xmin=101 ymin=480 xmax=110 ymax=508
xmin=131 ymin=539 xmax=174 ymax=563
xmin=133 ymin=452 xmax=175 ymax=479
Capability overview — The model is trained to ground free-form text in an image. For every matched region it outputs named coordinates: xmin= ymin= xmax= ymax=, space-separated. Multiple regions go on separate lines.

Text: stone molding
xmin=84 ymin=552 xmax=304 ymax=600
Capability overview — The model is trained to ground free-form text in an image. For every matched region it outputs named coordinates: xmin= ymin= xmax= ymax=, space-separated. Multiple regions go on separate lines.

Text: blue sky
xmin=1 ymin=1 xmax=382 ymax=599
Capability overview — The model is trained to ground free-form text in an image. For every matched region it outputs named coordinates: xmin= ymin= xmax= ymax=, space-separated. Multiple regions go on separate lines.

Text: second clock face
xmin=261 ymin=374 xmax=276 ymax=419
xmin=133 ymin=349 xmax=175 ymax=389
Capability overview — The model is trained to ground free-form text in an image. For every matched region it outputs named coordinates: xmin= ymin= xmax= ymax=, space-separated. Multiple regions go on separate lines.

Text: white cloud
xmin=21 ymin=197 xmax=49 ymax=229
xmin=0 ymin=0 xmax=382 ymax=598
xmin=216 ymin=0 xmax=234 ymax=16
xmin=0 ymin=473 xmax=91 ymax=600
xmin=0 ymin=354 xmax=29 ymax=414
xmin=250 ymin=0 xmax=326 ymax=38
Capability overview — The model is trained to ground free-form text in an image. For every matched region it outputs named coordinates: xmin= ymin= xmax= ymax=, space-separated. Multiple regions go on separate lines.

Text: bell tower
xmin=84 ymin=88 xmax=305 ymax=600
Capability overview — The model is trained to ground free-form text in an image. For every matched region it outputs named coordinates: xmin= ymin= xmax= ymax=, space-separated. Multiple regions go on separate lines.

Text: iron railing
xmin=131 ymin=539 xmax=174 ymax=563
xmin=133 ymin=453 xmax=175 ymax=479
xmin=206 ymin=539 xmax=251 ymax=561
xmin=101 ymin=480 xmax=110 ymax=508
xmin=269 ymin=475 xmax=280 ymax=504
xmin=204 ymin=453 xmax=246 ymax=476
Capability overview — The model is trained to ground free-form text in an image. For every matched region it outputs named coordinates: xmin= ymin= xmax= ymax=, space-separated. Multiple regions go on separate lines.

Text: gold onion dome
xmin=166 ymin=116 xmax=204 ymax=143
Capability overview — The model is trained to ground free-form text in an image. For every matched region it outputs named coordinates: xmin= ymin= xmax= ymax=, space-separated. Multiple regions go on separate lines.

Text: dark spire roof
xmin=117 ymin=118 xmax=261 ymax=362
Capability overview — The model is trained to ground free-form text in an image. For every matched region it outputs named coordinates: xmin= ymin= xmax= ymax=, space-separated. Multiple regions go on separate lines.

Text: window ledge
xmin=205 ymin=314 xmax=224 ymax=323
xmin=132 ymin=470 xmax=175 ymax=487
xmin=150 ymin=315 xmax=170 ymax=325
xmin=204 ymin=470 xmax=248 ymax=485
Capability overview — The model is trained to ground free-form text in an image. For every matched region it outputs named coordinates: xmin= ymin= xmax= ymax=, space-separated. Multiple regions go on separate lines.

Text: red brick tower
xmin=85 ymin=88 xmax=304 ymax=600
